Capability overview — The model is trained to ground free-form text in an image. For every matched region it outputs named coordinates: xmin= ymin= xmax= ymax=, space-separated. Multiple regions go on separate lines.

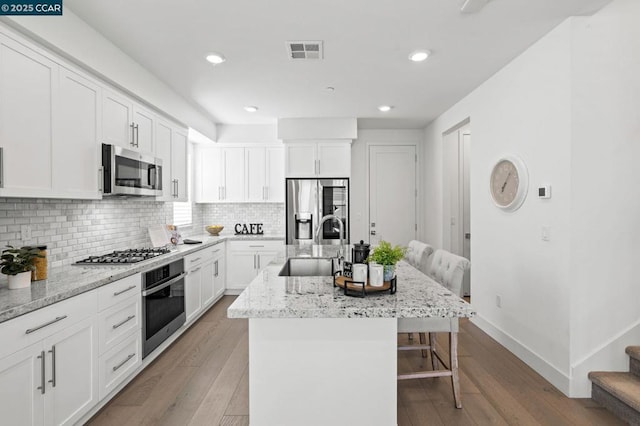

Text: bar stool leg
xmin=419 ymin=333 xmax=428 ymax=358
xmin=429 ymin=332 xmax=439 ymax=370
xmin=450 ymin=332 xmax=462 ymax=409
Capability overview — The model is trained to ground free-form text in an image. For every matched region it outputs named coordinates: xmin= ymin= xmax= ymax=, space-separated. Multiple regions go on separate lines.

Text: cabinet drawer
xmin=0 ymin=290 xmax=97 ymax=359
xmin=184 ymin=242 xmax=225 ymax=269
xmin=228 ymin=240 xmax=283 ymax=252
xmin=98 ymin=296 xmax=140 ymax=354
xmin=99 ymin=331 xmax=141 ymax=400
xmin=98 ymin=273 xmax=141 ymax=311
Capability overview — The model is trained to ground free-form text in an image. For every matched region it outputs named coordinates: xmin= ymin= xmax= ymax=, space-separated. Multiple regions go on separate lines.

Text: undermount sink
xmin=278 ymin=257 xmax=334 ymax=277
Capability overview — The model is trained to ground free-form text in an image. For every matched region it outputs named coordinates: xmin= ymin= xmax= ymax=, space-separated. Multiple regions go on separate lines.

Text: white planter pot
xmin=7 ymin=271 xmax=31 ymax=290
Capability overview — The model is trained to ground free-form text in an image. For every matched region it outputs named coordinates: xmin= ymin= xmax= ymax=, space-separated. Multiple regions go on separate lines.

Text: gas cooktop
xmin=75 ymin=247 xmax=171 ymax=265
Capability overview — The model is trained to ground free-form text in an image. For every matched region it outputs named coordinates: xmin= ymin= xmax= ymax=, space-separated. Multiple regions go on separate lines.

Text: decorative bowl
xmin=205 ymin=225 xmax=224 ymax=236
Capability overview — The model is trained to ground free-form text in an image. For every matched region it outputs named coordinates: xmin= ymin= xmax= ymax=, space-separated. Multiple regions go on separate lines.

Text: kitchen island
xmin=227 ymin=245 xmax=475 ymax=426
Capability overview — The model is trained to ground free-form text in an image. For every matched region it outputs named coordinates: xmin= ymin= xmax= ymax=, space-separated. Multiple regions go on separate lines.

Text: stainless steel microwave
xmin=101 ymin=144 xmax=162 ymax=196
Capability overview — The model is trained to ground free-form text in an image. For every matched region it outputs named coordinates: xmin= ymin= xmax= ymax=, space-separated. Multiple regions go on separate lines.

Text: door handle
xmin=98 ymin=166 xmax=104 ymax=193
xmin=112 ymin=315 xmax=135 ymax=330
xmin=370 ymin=230 xmax=376 ymax=236
xmin=48 ymin=345 xmax=56 ymax=387
xmin=130 ymin=123 xmax=135 ymax=146
xmin=134 ymin=124 xmax=140 ymax=147
xmin=113 ymin=353 xmax=135 ymax=372
xmin=37 ymin=350 xmax=46 ymax=394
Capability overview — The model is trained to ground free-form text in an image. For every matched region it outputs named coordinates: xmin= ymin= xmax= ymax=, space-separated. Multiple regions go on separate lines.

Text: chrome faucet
xmin=315 ymin=215 xmax=345 ymax=261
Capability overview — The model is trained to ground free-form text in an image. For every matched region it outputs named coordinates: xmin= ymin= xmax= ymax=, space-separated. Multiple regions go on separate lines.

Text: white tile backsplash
xmin=0 ymin=198 xmax=285 ymax=268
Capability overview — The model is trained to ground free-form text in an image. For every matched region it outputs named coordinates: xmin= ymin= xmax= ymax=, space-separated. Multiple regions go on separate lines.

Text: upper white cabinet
xmin=102 ymin=90 xmax=154 ymax=153
xmin=55 ymin=67 xmax=102 ymax=199
xmin=155 ymin=120 xmax=188 ymax=202
xmin=0 ymin=33 xmax=56 ymax=198
xmin=284 ymin=141 xmax=351 ymax=177
xmin=195 ymin=144 xmax=284 ymax=203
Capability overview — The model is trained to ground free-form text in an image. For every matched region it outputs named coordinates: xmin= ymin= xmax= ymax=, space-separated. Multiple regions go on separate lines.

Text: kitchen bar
xmin=228 ymin=245 xmax=475 ymax=426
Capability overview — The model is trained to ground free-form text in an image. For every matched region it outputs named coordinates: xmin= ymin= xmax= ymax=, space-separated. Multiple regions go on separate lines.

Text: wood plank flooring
xmin=88 ymin=296 xmax=623 ymax=425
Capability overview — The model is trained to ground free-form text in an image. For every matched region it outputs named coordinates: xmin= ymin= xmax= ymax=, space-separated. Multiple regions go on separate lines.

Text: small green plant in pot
xmin=367 ymin=240 xmax=407 ymax=281
xmin=1 ymin=246 xmax=43 ymax=290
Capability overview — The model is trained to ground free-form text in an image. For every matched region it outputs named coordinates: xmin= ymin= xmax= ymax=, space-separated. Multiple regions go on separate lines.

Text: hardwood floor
xmin=88 ymin=296 xmax=623 ymax=426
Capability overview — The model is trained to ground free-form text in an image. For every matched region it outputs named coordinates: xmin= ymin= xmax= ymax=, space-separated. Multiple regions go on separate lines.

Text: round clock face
xmin=490 ymin=156 xmax=528 ymax=211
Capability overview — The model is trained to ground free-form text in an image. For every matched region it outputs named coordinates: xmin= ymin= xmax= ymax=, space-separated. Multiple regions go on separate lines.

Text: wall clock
xmin=489 ymin=155 xmax=529 ymax=212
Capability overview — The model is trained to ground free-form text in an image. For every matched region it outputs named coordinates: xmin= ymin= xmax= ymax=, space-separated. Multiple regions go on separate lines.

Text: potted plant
xmin=367 ymin=240 xmax=407 ymax=281
xmin=1 ymin=246 xmax=43 ymax=290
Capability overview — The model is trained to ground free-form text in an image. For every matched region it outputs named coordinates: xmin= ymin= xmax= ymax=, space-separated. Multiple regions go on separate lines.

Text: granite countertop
xmin=227 ymin=245 xmax=475 ymax=319
xmin=0 ymin=233 xmax=284 ymax=324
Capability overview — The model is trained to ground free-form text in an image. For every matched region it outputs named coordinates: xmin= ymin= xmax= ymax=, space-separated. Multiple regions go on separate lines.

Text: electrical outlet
xmin=21 ymin=225 xmax=32 ymax=241
xmin=496 ymin=295 xmax=502 ymax=308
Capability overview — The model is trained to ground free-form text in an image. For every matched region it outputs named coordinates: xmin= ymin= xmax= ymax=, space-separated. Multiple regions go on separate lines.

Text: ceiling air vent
xmin=286 ymin=41 xmax=323 ymax=60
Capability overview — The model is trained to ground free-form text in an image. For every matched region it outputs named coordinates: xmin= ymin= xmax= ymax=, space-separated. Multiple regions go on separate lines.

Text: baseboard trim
xmin=471 ymin=314 xmax=571 ymax=395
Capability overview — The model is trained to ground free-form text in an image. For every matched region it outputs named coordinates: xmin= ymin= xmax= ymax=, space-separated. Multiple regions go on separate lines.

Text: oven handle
xmin=142 ymin=272 xmax=187 ymax=297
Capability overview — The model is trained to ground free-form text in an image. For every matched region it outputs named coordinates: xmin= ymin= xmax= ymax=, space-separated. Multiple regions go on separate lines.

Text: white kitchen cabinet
xmin=55 ymin=66 xmax=102 ymax=199
xmin=285 ymin=141 xmax=351 ymax=177
xmin=200 ymin=260 xmax=215 ymax=311
xmin=0 ymin=315 xmax=99 ymax=426
xmin=185 ymin=244 xmax=225 ymax=322
xmin=155 ymin=120 xmax=188 ymax=202
xmin=266 ymin=146 xmax=285 ymax=202
xmin=222 ymin=147 xmax=245 ymax=202
xmin=246 ymin=147 xmax=266 ymax=202
xmin=102 ymin=90 xmax=155 ymax=153
xmin=226 ymin=240 xmax=284 ymax=291
xmin=0 ymin=33 xmax=56 ymax=197
xmin=213 ymin=250 xmax=226 ymax=300
xmin=185 ymin=264 xmax=203 ymax=324
xmin=195 ymin=145 xmax=223 ymax=202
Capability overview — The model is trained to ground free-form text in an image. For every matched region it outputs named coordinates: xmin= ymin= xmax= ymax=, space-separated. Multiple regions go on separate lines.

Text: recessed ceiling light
xmin=205 ymin=52 xmax=226 ymax=65
xmin=378 ymin=105 xmax=393 ymax=112
xmin=409 ymin=50 xmax=431 ymax=62
xmin=244 ymin=106 xmax=258 ymax=112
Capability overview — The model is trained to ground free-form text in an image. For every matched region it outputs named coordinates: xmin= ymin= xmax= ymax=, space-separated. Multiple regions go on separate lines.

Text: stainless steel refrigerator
xmin=286 ymin=178 xmax=349 ymax=245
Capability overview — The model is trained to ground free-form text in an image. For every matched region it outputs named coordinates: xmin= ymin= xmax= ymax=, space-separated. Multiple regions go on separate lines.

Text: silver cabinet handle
xmin=98 ymin=166 xmax=104 ymax=193
xmin=253 ymin=254 xmax=256 ymax=269
xmin=370 ymin=230 xmax=376 ymax=235
xmin=257 ymin=255 xmax=260 ymax=269
xmin=37 ymin=350 xmax=46 ymax=394
xmin=25 ymin=315 xmax=68 ymax=334
xmin=113 ymin=285 xmax=136 ymax=297
xmin=48 ymin=345 xmax=56 ymax=387
xmin=191 ymin=257 xmax=201 ymax=263
xmin=249 ymin=245 xmax=264 ymax=248
xmin=112 ymin=315 xmax=135 ymax=330
xmin=141 ymin=272 xmax=187 ymax=296
xmin=317 ymin=160 xmax=321 ymax=175
xmin=191 ymin=267 xmax=201 ymax=274
xmin=215 ymin=260 xmax=218 ymax=277
xmin=130 ymin=123 xmax=135 ymax=146
xmin=0 ymin=147 xmax=4 ymax=188
xmin=135 ymin=124 xmax=140 ymax=147
xmin=218 ymin=186 xmax=221 ymax=200
xmin=113 ymin=353 xmax=135 ymax=372
xmin=175 ymin=179 xmax=179 ymax=198
xmin=265 ymin=186 xmax=269 ymax=200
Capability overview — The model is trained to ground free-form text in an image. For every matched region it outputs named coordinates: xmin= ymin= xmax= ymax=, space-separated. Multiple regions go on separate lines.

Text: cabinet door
xmin=185 ymin=266 xmax=202 ymax=323
xmin=0 ymin=342 xmax=45 ymax=426
xmin=195 ymin=145 xmax=222 ymax=202
xmin=45 ymin=316 xmax=98 ymax=426
xmin=213 ymin=257 xmax=226 ymax=299
xmin=154 ymin=120 xmax=173 ymax=202
xmin=246 ymin=147 xmax=266 ymax=202
xmin=317 ymin=142 xmax=351 ymax=177
xmin=285 ymin=143 xmax=316 ymax=177
xmin=132 ymin=105 xmax=154 ymax=153
xmin=172 ymin=129 xmax=188 ymax=202
xmin=0 ymin=34 xmax=56 ymax=197
xmin=222 ymin=147 xmax=245 ymax=202
xmin=55 ymin=67 xmax=101 ymax=200
xmin=266 ymin=146 xmax=285 ymax=202
xmin=200 ymin=261 xmax=215 ymax=309
xmin=226 ymin=252 xmax=256 ymax=290
xmin=257 ymin=250 xmax=279 ymax=271
xmin=102 ymin=89 xmax=133 ymax=149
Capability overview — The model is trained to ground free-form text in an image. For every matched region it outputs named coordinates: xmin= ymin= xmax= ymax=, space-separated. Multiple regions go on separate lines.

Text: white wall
xmin=423 ymin=0 xmax=640 ymax=397
xmin=216 ymin=124 xmax=279 ymax=144
xmin=568 ymin=0 xmax=640 ymax=395
xmin=1 ymin=11 xmax=217 ymax=140
xmin=424 ymin=21 xmax=574 ymax=392
xmin=351 ymin=129 xmax=424 ymax=244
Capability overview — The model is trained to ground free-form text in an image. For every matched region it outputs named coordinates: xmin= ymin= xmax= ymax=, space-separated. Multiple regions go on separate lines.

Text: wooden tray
xmin=333 ymin=274 xmax=396 ymax=297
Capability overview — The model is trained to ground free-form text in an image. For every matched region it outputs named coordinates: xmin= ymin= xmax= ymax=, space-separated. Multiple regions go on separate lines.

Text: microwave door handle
xmin=147 ymin=167 xmax=153 ymax=188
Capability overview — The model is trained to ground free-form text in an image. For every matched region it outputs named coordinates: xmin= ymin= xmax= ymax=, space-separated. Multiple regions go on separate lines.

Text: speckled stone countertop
xmin=0 ymin=233 xmax=284 ymax=324
xmin=227 ymin=245 xmax=475 ymax=319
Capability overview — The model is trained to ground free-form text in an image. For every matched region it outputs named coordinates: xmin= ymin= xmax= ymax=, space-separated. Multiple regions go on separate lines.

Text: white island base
xmin=249 ymin=317 xmax=397 ymax=426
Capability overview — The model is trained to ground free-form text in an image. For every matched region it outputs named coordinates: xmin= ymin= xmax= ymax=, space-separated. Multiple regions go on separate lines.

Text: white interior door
xmin=369 ymin=145 xmax=416 ymax=246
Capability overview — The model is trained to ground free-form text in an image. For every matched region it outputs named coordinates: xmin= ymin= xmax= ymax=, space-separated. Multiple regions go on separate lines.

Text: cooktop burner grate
xmin=75 ymin=247 xmax=171 ymax=265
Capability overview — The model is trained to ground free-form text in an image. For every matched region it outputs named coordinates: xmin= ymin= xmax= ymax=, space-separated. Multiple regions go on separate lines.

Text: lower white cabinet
xmin=226 ymin=240 xmax=283 ymax=291
xmin=185 ymin=243 xmax=226 ymax=323
xmin=0 ymin=315 xmax=99 ymax=426
xmin=98 ymin=332 xmax=140 ymax=400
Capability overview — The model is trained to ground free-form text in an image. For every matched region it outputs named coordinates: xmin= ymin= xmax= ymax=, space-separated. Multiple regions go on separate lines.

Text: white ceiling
xmin=65 ymin=0 xmax=609 ymax=129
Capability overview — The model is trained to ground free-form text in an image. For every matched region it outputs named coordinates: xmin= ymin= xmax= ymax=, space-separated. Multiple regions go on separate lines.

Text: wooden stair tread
xmin=589 ymin=371 xmax=640 ymax=412
xmin=626 ymin=346 xmax=640 ymax=361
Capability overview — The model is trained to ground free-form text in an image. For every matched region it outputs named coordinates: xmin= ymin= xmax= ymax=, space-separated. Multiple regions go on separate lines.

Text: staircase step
xmin=627 ymin=347 xmax=640 ymax=377
xmin=589 ymin=371 xmax=640 ymax=424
